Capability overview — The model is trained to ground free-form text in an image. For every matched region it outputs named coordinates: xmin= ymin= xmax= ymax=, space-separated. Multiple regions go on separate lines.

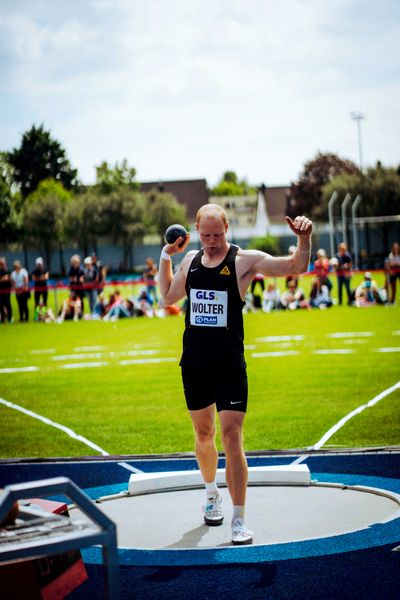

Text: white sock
xmin=232 ymin=505 xmax=245 ymax=523
xmin=205 ymin=480 xmax=218 ymax=498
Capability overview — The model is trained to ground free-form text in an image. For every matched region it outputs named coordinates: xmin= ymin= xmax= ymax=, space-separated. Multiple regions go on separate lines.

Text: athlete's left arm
xmin=240 ymin=216 xmax=313 ymax=282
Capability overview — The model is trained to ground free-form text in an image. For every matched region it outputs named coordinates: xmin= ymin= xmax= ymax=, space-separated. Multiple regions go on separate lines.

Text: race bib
xmin=190 ymin=288 xmax=228 ymax=327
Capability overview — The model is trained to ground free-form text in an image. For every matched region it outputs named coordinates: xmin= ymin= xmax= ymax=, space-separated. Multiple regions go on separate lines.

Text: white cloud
xmin=0 ymin=0 xmax=399 ymax=186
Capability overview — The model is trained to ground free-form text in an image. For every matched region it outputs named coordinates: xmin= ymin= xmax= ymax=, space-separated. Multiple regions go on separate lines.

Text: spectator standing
xmin=92 ymin=252 xmax=105 ymax=294
xmin=11 ymin=260 xmax=30 ymax=321
xmin=32 ymin=257 xmax=49 ymax=308
xmin=143 ymin=257 xmax=158 ymax=304
xmin=250 ymin=273 xmax=265 ymax=309
xmin=68 ymin=255 xmax=85 ymax=313
xmin=313 ymin=249 xmax=332 ymax=292
xmin=83 ymin=256 xmax=98 ymax=313
xmin=334 ymin=242 xmax=353 ymax=305
xmin=385 ymin=242 xmax=400 ymax=304
xmin=0 ymin=257 xmax=13 ymax=323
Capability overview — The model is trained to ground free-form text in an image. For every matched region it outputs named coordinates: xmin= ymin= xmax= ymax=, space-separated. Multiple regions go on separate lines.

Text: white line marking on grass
xmin=52 ymin=350 xmax=160 ymax=361
xmin=119 ymin=358 xmax=176 ymax=366
xmin=313 ymin=349 xmax=355 ymax=355
xmin=30 ymin=349 xmax=56 ymax=354
xmin=251 ymin=351 xmax=300 ymax=358
xmin=0 ymin=396 xmax=109 ymax=456
xmin=327 ymin=332 xmax=374 ymax=338
xmin=393 ymin=331 xmax=400 ymax=335
xmin=52 ymin=353 xmax=103 ymax=361
xmin=126 ymin=350 xmax=159 ymax=356
xmin=255 ymin=335 xmax=305 ymax=343
xmin=74 ymin=346 xmax=106 ymax=352
xmin=0 ymin=366 xmax=39 ymax=374
xmin=374 ymin=347 xmax=400 ymax=353
xmin=59 ymin=362 xmax=110 ymax=369
xmin=118 ymin=462 xmax=144 ymax=474
xmin=313 ymin=380 xmax=400 ymax=450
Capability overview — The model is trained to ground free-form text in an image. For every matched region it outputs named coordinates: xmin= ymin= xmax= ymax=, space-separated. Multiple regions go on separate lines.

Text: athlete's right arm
xmin=158 ymin=236 xmax=195 ymax=306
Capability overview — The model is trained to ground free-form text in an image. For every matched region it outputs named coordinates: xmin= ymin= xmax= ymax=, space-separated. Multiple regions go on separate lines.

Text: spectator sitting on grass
xmin=309 ymin=277 xmax=333 ymax=309
xmin=102 ymin=290 xmax=122 ymax=318
xmin=262 ymin=281 xmax=281 ymax=313
xmin=57 ymin=291 xmax=82 ymax=322
xmin=134 ymin=289 xmax=154 ymax=317
xmin=281 ymin=279 xmax=310 ymax=310
xmin=355 ymin=272 xmax=386 ymax=307
xmin=103 ymin=297 xmax=135 ymax=321
xmin=90 ymin=293 xmax=107 ymax=320
xmin=34 ymin=301 xmax=55 ymax=323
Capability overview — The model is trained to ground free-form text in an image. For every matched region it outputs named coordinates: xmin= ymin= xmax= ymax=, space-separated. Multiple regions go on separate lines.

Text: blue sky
xmin=1 ymin=0 xmax=399 ymax=187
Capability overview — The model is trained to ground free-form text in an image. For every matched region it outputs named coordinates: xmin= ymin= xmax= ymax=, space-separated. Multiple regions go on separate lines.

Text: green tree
xmin=7 ymin=124 xmax=78 ymax=199
xmin=210 ymin=171 xmax=256 ymax=196
xmin=100 ymin=188 xmax=146 ymax=269
xmin=322 ymin=162 xmax=400 ymax=217
xmin=322 ymin=161 xmax=400 ymax=255
xmin=0 ymin=153 xmax=19 ymax=243
xmin=23 ymin=179 xmax=71 ymax=269
xmin=289 ymin=153 xmax=359 ymax=220
xmin=146 ymin=191 xmax=188 ymax=246
xmin=63 ymin=189 xmax=106 ymax=257
xmin=95 ymin=159 xmax=139 ymax=194
xmin=247 ymin=235 xmax=281 ymax=255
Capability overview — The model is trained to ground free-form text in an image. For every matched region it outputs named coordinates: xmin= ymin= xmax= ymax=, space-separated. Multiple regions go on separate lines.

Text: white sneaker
xmin=203 ymin=494 xmax=224 ymax=526
xmin=231 ymin=518 xmax=253 ymax=545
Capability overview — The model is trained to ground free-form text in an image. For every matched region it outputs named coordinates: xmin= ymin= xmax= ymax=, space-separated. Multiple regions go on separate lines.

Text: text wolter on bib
xmin=190 ymin=288 xmax=228 ymax=327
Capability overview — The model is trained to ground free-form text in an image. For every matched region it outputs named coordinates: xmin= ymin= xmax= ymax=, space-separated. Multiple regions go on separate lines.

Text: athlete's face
xmin=197 ymin=215 xmax=228 ymax=257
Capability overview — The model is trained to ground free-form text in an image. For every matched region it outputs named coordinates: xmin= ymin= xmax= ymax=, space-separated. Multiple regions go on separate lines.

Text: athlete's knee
xmin=194 ymin=425 xmax=216 ymax=445
xmin=221 ymin=425 xmax=243 ymax=452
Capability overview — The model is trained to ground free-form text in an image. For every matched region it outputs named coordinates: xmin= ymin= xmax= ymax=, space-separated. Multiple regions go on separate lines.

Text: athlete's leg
xmin=190 ymin=405 xmax=218 ymax=484
xmin=219 ymin=410 xmax=253 ymax=544
xmin=218 ymin=410 xmax=248 ymax=506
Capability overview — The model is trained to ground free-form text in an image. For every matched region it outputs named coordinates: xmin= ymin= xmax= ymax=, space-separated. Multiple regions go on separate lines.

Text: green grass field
xmin=0 ymin=274 xmax=399 ymax=459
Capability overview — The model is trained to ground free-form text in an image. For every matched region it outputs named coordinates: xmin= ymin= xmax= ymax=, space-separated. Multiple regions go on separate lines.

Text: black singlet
xmin=180 ymin=245 xmax=246 ymax=368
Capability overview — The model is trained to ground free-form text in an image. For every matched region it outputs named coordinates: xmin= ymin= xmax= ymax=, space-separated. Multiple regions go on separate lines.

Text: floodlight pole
xmin=350 ymin=111 xmax=365 ymax=170
xmin=351 ymin=194 xmax=362 ymax=271
xmin=341 ymin=193 xmax=352 ymax=248
xmin=328 ymin=191 xmax=338 ymax=258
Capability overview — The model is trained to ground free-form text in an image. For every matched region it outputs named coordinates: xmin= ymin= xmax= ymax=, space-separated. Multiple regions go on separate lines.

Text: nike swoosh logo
xmin=190 ymin=268 xmax=198 ymax=272
xmin=230 ymin=400 xmax=243 ymax=405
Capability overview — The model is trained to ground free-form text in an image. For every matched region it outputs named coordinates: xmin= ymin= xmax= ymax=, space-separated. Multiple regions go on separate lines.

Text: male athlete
xmin=159 ymin=204 xmax=312 ymax=545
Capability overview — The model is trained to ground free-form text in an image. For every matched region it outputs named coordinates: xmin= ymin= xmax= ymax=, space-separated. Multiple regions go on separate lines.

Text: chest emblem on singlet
xmin=190 ymin=288 xmax=228 ymax=327
xmin=220 ymin=266 xmax=230 ymax=275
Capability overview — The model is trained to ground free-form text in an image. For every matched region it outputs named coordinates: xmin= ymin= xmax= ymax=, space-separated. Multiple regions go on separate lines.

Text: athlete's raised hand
xmin=163 ymin=232 xmax=191 ymax=256
xmin=285 ymin=216 xmax=313 ymax=237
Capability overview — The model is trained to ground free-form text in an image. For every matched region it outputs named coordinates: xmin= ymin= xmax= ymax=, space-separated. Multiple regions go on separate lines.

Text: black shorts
xmin=181 ymin=365 xmax=248 ymax=412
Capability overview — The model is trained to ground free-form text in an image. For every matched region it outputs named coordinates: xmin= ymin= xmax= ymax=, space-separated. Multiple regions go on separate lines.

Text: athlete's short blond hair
xmin=196 ymin=203 xmax=228 ymax=226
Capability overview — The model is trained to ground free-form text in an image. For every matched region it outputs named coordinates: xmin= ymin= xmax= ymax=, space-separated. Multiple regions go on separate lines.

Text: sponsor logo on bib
xmin=190 ymin=288 xmax=228 ymax=327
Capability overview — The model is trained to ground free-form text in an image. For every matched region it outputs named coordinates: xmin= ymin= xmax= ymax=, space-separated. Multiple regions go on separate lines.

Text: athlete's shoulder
xmin=178 ymin=249 xmax=199 ymax=276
